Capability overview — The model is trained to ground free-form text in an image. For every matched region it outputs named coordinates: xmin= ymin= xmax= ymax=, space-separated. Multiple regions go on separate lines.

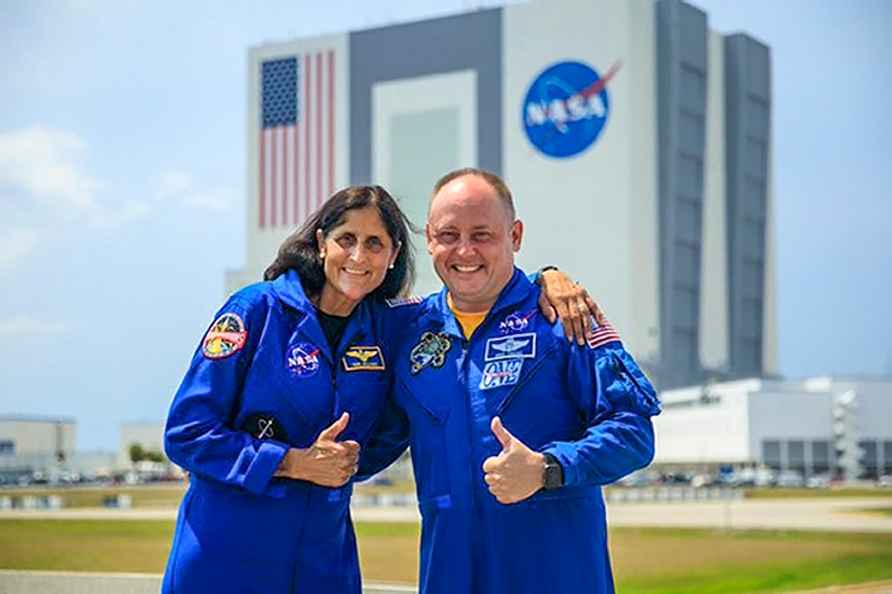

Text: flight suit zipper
xmin=495 ymin=341 xmax=562 ymax=416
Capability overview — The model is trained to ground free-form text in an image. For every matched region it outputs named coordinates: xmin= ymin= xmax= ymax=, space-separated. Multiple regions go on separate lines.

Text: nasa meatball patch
xmin=202 ymin=313 xmax=247 ymax=359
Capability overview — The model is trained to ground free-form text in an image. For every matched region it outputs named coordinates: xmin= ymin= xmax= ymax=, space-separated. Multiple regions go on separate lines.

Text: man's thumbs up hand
xmin=482 ymin=417 xmax=546 ymax=505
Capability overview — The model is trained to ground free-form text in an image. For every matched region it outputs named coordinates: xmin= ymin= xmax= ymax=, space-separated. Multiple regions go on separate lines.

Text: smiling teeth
xmin=455 ymin=265 xmax=480 ymax=272
xmin=344 ymin=268 xmax=366 ymax=275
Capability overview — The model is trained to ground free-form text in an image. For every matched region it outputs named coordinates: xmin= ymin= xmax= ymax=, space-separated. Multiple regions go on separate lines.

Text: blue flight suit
xmin=361 ymin=268 xmax=661 ymax=594
xmin=162 ymin=269 xmax=400 ymax=594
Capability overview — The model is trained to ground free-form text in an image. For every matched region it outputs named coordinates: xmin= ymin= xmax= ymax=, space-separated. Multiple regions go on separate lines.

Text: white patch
xmin=479 ymin=359 xmax=524 ymax=390
xmin=484 ymin=333 xmax=536 ymax=361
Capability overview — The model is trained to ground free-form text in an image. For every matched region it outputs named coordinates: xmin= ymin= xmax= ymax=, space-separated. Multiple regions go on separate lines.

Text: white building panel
xmin=746 ymin=390 xmax=834 ymax=458
xmin=502 ymin=0 xmax=659 ymax=359
xmin=699 ymin=31 xmax=729 ymax=372
xmin=372 ymin=70 xmax=478 ymax=296
xmin=654 ymin=394 xmax=751 ymax=464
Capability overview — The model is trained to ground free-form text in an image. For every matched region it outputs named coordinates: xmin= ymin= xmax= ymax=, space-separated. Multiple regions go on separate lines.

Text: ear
xmin=390 ymin=241 xmax=402 ymax=269
xmin=315 ymin=228 xmax=325 ymax=255
xmin=425 ymin=223 xmax=435 ymax=255
xmin=510 ymin=219 xmax=524 ymax=252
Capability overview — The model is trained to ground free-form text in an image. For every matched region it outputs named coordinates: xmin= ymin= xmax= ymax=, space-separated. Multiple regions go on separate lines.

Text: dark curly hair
xmin=263 ymin=185 xmax=416 ymax=300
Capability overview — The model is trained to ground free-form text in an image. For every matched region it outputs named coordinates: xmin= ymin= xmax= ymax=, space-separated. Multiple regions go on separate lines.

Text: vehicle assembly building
xmin=226 ymin=0 xmax=776 ymax=391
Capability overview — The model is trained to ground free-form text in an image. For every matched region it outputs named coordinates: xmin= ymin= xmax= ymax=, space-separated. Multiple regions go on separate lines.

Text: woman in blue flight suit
xmin=161 ymin=186 xmax=417 ymax=594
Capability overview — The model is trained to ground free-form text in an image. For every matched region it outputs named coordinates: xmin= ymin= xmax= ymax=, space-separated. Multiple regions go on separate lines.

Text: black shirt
xmin=316 ymin=308 xmax=352 ymax=353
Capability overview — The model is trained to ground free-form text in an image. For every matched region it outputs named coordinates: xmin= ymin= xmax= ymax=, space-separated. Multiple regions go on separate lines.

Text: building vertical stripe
xmin=328 ymin=50 xmax=335 ymax=196
xmin=304 ymin=53 xmax=312 ymax=224
xmin=258 ymin=129 xmax=265 ymax=228
xmin=316 ymin=52 xmax=323 ymax=209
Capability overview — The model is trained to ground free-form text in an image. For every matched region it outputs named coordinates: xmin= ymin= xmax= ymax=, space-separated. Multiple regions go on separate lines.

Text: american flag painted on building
xmin=259 ymin=51 xmax=335 ymax=229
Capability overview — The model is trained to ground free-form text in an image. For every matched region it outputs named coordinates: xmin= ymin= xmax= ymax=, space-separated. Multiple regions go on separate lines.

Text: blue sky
xmin=2 ymin=1 xmax=890 ymax=450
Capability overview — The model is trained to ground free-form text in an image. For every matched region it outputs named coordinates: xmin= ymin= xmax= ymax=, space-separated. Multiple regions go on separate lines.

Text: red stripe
xmin=293 ymin=124 xmax=299 ymax=226
xmin=328 ymin=50 xmax=335 ymax=197
xmin=258 ymin=129 xmax=265 ymax=228
xmin=304 ymin=54 xmax=311 ymax=222
xmin=271 ymin=127 xmax=278 ymax=227
xmin=587 ymin=336 xmax=621 ymax=348
xmin=315 ymin=52 xmax=322 ymax=208
xmin=280 ymin=127 xmax=287 ymax=226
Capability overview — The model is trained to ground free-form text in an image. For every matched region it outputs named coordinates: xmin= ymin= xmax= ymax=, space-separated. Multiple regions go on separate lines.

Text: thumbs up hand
xmin=276 ymin=412 xmax=361 ymax=487
xmin=482 ymin=417 xmax=546 ymax=504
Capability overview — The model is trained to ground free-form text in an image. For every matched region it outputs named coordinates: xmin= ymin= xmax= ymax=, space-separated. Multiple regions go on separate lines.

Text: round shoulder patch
xmin=202 ymin=312 xmax=247 ymax=359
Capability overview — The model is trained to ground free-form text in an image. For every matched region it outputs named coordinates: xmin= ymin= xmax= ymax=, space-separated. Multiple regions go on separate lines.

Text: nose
xmin=456 ymin=240 xmax=474 ymax=258
xmin=349 ymin=243 xmax=367 ymax=262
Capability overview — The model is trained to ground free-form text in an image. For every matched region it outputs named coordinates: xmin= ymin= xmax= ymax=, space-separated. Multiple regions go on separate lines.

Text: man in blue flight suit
xmin=362 ymin=168 xmax=661 ymax=594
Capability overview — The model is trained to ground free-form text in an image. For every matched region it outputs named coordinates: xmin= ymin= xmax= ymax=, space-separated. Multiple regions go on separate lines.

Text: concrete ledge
xmin=0 ymin=570 xmax=417 ymax=594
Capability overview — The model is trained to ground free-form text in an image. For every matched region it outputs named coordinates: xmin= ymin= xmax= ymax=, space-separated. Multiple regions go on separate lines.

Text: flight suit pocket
xmin=610 ymin=351 xmax=661 ymax=415
xmin=187 ymin=479 xmax=297 ymax=563
xmin=400 ymin=379 xmax=452 ymax=505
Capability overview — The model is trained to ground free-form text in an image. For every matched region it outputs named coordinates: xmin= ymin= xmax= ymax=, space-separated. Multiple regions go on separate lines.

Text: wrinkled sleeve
xmin=164 ymin=296 xmax=289 ymax=496
xmin=542 ymin=339 xmax=661 ymax=487
xmin=356 ymin=390 xmax=411 ymax=481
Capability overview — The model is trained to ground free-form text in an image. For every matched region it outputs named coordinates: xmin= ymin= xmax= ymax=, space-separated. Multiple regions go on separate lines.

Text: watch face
xmin=544 ymin=462 xmax=563 ymax=490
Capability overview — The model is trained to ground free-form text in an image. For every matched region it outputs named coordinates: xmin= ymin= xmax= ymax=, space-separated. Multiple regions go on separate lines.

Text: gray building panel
xmin=656 ymin=0 xmax=709 ymax=389
xmin=724 ymin=33 xmax=771 ymax=378
xmin=348 ymin=9 xmax=503 ymax=184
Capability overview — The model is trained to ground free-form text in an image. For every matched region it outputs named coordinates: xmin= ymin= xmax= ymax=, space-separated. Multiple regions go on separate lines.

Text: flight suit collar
xmin=271 ymin=269 xmax=373 ymax=362
xmin=424 ymin=267 xmax=535 ymax=339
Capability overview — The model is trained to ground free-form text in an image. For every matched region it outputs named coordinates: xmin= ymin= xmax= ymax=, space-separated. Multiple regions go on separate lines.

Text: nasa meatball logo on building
xmin=522 ymin=60 xmax=620 ymax=158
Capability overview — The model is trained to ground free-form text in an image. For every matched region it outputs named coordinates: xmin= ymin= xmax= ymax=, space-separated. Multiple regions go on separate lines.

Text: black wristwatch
xmin=542 ymin=453 xmax=564 ymax=490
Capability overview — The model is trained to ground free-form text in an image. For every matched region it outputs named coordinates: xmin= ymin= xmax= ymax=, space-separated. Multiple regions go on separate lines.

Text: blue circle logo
xmin=287 ymin=342 xmax=320 ymax=378
xmin=522 ymin=60 xmax=619 ymax=159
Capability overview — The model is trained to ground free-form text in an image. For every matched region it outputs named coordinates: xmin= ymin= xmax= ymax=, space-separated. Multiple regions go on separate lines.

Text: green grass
xmin=1 ymin=520 xmax=891 ymax=592
xmin=610 ymin=528 xmax=892 ymax=594
xmin=844 ymin=507 xmax=892 ymax=518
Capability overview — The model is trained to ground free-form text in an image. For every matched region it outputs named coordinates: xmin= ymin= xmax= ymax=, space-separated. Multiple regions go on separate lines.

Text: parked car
xmin=775 ymin=470 xmax=805 ymax=488
xmin=805 ymin=474 xmax=831 ymax=489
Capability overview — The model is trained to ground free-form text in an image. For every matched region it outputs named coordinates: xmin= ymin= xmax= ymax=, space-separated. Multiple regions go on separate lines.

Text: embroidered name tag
xmin=479 ymin=359 xmax=524 ymax=390
xmin=342 ymin=346 xmax=386 ymax=371
xmin=484 ymin=333 xmax=536 ymax=362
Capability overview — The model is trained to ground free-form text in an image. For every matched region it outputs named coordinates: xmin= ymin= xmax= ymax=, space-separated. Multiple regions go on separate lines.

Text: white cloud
xmin=0 ymin=315 xmax=70 ymax=338
xmin=154 ymin=170 xmax=232 ymax=212
xmin=0 ymin=126 xmax=100 ymax=210
xmin=0 ymin=228 xmax=39 ymax=268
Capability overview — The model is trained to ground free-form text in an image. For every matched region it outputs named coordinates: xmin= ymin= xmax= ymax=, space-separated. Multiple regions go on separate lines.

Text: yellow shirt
xmin=447 ymin=294 xmax=489 ymax=340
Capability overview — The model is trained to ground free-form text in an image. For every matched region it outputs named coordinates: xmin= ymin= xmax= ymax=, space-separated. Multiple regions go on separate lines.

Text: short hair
xmin=430 ymin=168 xmax=516 ymax=221
xmin=264 ymin=185 xmax=416 ymax=299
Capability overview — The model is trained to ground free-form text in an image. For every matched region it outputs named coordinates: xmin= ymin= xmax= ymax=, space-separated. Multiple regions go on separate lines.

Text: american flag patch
xmin=385 ymin=295 xmax=423 ymax=308
xmin=586 ymin=316 xmax=621 ymax=350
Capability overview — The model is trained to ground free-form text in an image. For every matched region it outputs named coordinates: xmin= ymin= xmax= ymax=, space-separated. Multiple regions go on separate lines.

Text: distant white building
xmin=653 ymin=376 xmax=892 ymax=479
xmin=0 ymin=414 xmax=76 ymax=480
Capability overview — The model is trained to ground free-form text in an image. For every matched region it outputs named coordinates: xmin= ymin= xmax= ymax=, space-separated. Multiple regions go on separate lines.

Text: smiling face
xmin=316 ymin=206 xmax=399 ymax=315
xmin=426 ymin=174 xmax=523 ymax=312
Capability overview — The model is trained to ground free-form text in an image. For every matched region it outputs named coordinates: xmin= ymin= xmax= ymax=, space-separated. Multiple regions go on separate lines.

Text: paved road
xmin=3 ymin=497 xmax=891 ymax=533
